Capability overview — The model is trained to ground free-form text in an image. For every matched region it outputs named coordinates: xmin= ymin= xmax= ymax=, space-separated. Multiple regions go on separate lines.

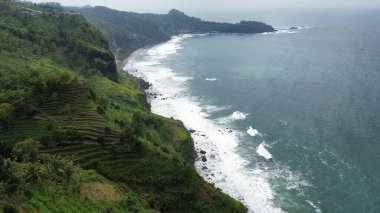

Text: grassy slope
xmin=0 ymin=2 xmax=247 ymax=212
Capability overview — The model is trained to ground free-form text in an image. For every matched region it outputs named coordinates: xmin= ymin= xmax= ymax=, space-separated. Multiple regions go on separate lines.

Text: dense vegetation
xmin=0 ymin=1 xmax=247 ymax=212
xmin=67 ymin=6 xmax=275 ymax=60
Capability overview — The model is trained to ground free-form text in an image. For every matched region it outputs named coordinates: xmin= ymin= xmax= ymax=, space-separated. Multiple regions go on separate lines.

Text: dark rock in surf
xmin=139 ymin=79 xmax=152 ymax=90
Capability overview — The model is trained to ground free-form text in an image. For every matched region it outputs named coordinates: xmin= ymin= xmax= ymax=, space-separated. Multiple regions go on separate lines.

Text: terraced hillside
xmin=0 ymin=2 xmax=247 ymax=212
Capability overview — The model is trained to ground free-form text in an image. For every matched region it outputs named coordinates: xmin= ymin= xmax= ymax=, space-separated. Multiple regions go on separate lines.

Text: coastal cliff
xmin=0 ymin=1 xmax=251 ymax=212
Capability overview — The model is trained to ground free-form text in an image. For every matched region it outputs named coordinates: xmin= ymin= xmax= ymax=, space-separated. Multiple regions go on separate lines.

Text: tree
xmin=25 ymin=163 xmax=46 ymax=182
xmin=0 ymin=103 xmax=15 ymax=129
xmin=46 ymin=155 xmax=74 ymax=181
xmin=12 ymin=139 xmax=40 ymax=163
xmin=61 ymin=159 xmax=74 ymax=180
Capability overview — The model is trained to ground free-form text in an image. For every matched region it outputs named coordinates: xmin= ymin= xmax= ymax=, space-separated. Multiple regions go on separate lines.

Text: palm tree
xmin=25 ymin=163 xmax=46 ymax=182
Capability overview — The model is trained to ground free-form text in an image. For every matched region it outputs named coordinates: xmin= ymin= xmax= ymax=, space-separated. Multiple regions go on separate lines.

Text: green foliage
xmin=12 ymin=139 xmax=40 ymax=163
xmin=2 ymin=203 xmax=19 ymax=213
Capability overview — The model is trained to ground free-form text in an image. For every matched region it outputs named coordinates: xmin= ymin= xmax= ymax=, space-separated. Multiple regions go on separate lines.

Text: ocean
xmin=124 ymin=9 xmax=380 ymax=213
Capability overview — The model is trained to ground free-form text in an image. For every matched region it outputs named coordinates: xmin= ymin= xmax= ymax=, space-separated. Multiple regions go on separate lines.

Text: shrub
xmin=88 ymin=88 xmax=96 ymax=100
xmin=110 ymin=144 xmax=117 ymax=154
xmin=161 ymin=146 xmax=169 ymax=154
xmin=39 ymin=135 xmax=51 ymax=148
xmin=0 ymin=103 xmax=15 ymax=129
xmin=46 ymin=123 xmax=54 ymax=131
xmin=96 ymin=106 xmax=105 ymax=115
xmin=62 ymin=104 xmax=74 ymax=115
xmin=97 ymin=135 xmax=106 ymax=146
xmin=51 ymin=92 xmax=58 ymax=101
xmin=104 ymin=126 xmax=111 ymax=134
xmin=120 ymin=125 xmax=135 ymax=143
xmin=132 ymin=138 xmax=143 ymax=154
xmin=115 ymin=119 xmax=126 ymax=129
xmin=0 ymin=142 xmax=12 ymax=158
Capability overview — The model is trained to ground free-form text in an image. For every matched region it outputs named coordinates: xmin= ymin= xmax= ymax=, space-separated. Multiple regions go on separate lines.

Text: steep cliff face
xmin=0 ymin=2 xmax=247 ymax=212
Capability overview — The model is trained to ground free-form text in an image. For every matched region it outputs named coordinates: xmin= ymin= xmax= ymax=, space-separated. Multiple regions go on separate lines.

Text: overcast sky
xmin=31 ymin=0 xmax=380 ymax=14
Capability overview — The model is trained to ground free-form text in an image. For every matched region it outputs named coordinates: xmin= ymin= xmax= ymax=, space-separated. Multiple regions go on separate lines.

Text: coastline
xmin=121 ymin=35 xmax=283 ymax=213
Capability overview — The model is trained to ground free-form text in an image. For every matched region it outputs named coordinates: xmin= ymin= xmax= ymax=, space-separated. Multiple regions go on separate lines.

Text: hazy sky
xmin=31 ymin=0 xmax=380 ymax=14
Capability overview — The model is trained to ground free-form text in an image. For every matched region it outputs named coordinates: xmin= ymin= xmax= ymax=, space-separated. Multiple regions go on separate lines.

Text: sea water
xmin=124 ymin=9 xmax=380 ymax=213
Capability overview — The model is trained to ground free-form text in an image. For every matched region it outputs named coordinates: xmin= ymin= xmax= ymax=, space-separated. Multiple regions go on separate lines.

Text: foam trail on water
xmin=124 ymin=35 xmax=283 ymax=213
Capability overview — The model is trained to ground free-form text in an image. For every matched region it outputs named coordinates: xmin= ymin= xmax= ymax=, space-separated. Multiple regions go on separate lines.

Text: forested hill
xmin=67 ymin=6 xmax=275 ymax=59
xmin=0 ymin=1 xmax=247 ymax=212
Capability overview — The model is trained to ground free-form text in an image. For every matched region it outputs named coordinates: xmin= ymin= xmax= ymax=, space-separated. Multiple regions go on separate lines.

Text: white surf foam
xmin=263 ymin=29 xmax=296 ymax=35
xmin=125 ymin=34 xmax=283 ymax=213
xmin=247 ymin=126 xmax=261 ymax=137
xmin=306 ymin=200 xmax=322 ymax=213
xmin=295 ymin=25 xmax=314 ymax=30
xmin=257 ymin=143 xmax=273 ymax=160
xmin=231 ymin=111 xmax=249 ymax=120
xmin=205 ymin=78 xmax=217 ymax=81
xmin=204 ymin=105 xmax=231 ymax=114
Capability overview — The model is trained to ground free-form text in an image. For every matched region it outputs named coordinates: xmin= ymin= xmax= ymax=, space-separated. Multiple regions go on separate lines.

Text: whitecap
xmin=279 ymin=120 xmax=288 ymax=126
xmin=295 ymin=25 xmax=314 ymax=30
xmin=257 ymin=143 xmax=273 ymax=160
xmin=231 ymin=111 xmax=248 ymax=120
xmin=205 ymin=78 xmax=217 ymax=81
xmin=247 ymin=126 xmax=261 ymax=137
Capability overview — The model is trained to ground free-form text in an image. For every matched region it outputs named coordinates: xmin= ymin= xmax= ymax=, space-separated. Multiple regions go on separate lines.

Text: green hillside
xmin=67 ymin=6 xmax=275 ymax=60
xmin=0 ymin=1 xmax=247 ymax=212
